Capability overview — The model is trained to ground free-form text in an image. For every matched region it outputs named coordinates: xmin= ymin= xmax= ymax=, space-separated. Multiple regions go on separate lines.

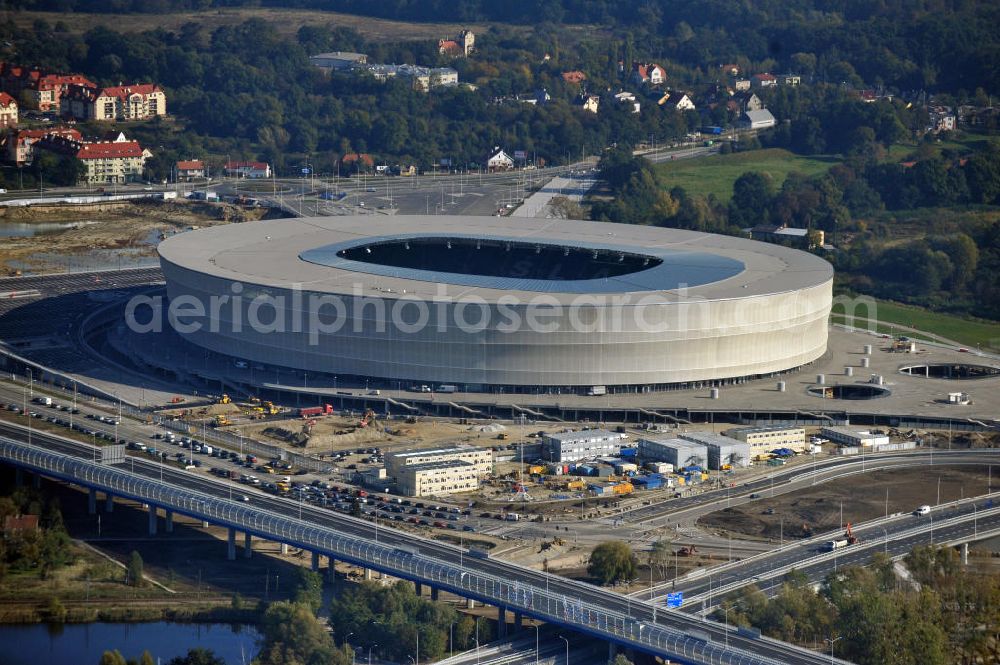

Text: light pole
xmin=368 ymin=644 xmax=377 ymax=665
xmin=558 ymin=635 xmax=569 ymax=665
xmin=533 ymin=623 xmax=540 ymax=665
xmin=825 ymin=635 xmax=843 ymax=663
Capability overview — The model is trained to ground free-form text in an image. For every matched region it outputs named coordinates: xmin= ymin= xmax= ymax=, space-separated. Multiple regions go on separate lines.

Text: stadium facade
xmin=156 ymin=216 xmax=833 ymax=394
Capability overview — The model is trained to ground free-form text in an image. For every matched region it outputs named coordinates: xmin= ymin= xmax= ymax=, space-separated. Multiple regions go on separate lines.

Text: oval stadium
xmin=156 ymin=215 xmax=833 ymax=393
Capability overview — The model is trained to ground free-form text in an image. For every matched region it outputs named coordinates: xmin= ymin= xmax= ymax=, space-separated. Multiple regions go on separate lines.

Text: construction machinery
xmin=169 ymin=396 xmax=185 ymax=404
xmin=678 ymin=545 xmax=698 ymax=557
xmin=844 ymin=522 xmax=859 ymax=545
xmin=218 ymin=394 xmax=231 ymax=405
xmin=213 ymin=414 xmax=231 ymax=427
xmin=359 ymin=408 xmax=378 ymax=428
xmin=262 ymin=400 xmax=280 ymax=415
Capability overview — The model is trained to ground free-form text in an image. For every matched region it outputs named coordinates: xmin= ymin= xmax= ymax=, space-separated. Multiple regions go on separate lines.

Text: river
xmin=0 ymin=621 xmax=259 ymax=665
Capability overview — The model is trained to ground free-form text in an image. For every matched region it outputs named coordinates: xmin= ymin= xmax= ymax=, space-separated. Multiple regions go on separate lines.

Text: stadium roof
xmin=158 ymin=216 xmax=832 ymax=305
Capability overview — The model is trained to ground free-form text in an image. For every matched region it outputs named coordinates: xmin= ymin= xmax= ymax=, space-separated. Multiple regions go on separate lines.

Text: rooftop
xmin=546 ymin=429 xmax=624 ymax=442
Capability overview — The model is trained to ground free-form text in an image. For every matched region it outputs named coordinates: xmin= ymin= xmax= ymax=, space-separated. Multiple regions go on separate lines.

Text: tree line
xmin=716 ymin=546 xmax=1000 ymax=665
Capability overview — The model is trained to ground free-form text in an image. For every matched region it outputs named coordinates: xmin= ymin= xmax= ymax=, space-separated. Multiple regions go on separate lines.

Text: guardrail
xmin=684 ymin=504 xmax=1000 ymax=609
xmin=0 ymin=436 xmax=810 ymax=665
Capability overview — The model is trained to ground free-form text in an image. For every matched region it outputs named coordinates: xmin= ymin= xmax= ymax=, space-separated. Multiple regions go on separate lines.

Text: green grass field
xmin=830 ymin=297 xmax=1000 ymax=352
xmin=654 ymin=148 xmax=840 ymax=202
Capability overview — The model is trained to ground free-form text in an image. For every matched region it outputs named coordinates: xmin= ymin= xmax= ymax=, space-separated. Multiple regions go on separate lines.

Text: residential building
xmin=929 ymin=106 xmax=956 ymax=133
xmin=740 ymin=108 xmax=776 ymax=130
xmin=0 ymin=64 xmax=95 ymax=112
xmin=676 ymin=432 xmax=751 ymax=469
xmin=396 ymin=460 xmax=480 ymax=497
xmin=562 ymin=71 xmax=587 ymax=84
xmin=751 ymin=73 xmax=777 ymax=88
xmin=733 ymin=79 xmax=751 ymax=92
xmin=438 ymin=29 xmax=474 ymax=57
xmin=719 ymin=63 xmax=740 ymax=78
xmin=485 ymin=147 xmax=514 ymax=171
xmin=385 ymin=445 xmax=493 ymax=480
xmin=652 ymin=90 xmax=695 ymax=111
xmin=224 ymin=160 xmax=270 ymax=179
xmin=612 ymin=90 xmax=641 ymax=113
xmin=779 ymin=74 xmax=801 ymax=86
xmin=725 ymin=425 xmax=807 ymax=456
xmin=3 ymin=127 xmax=82 ymax=165
xmin=0 ymin=92 xmax=16 ymax=127
xmin=631 ymin=62 xmax=666 ymax=86
xmin=732 ymin=91 xmax=763 ymax=113
xmin=820 ymin=427 xmax=890 ymax=448
xmin=61 ymin=83 xmax=166 ymax=121
xmin=176 ymin=160 xmax=206 ymax=181
xmin=544 ymin=429 xmax=627 ymax=463
xmin=35 ymin=134 xmax=148 ymax=184
xmin=357 ymin=63 xmax=458 ymax=91
xmin=637 ymin=437 xmax=708 ymax=470
xmin=575 ymin=93 xmax=600 ymax=114
xmin=309 ymin=51 xmax=368 ymax=72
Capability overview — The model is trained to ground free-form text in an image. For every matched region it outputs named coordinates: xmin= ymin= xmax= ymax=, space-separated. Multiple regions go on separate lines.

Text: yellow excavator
xmin=218 ymin=394 xmax=231 ymax=405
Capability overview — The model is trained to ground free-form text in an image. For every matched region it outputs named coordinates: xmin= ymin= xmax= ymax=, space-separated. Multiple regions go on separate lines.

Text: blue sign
xmin=301 ymin=167 xmax=311 ymax=174
xmin=666 ymin=592 xmax=684 ymax=608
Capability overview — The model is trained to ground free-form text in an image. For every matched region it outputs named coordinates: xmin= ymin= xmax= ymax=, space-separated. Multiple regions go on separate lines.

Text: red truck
xmin=299 ymin=404 xmax=334 ymax=417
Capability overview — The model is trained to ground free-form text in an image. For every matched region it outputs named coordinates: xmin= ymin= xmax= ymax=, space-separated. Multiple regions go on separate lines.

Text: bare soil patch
xmin=699 ymin=465 xmax=992 ymax=542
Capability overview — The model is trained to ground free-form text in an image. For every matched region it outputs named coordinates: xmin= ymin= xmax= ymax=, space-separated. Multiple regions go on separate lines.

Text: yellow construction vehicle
xmin=263 ymin=401 xmax=280 ymax=415
xmin=218 ymin=394 xmax=231 ymax=405
xmin=214 ymin=414 xmax=231 ymax=427
xmin=248 ymin=396 xmax=261 ymax=405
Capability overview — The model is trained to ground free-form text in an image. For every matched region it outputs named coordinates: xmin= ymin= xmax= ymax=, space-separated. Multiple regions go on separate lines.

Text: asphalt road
xmin=1 ymin=421 xmax=844 ymax=665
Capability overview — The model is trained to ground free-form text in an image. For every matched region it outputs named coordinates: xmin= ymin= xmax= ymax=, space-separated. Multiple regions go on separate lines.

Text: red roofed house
xmin=438 ymin=30 xmax=474 ymax=57
xmin=562 ymin=71 xmax=587 ymax=84
xmin=176 ymin=160 xmax=206 ymax=181
xmin=62 ymin=83 xmax=167 ymax=121
xmin=36 ymin=133 xmax=149 ymax=184
xmin=0 ymin=64 xmax=96 ymax=111
xmin=224 ymin=160 xmax=271 ymax=179
xmin=751 ymin=73 xmax=777 ymax=88
xmin=0 ymin=92 xmax=16 ymax=127
xmin=339 ymin=153 xmax=375 ymax=174
xmin=630 ymin=62 xmax=666 ymax=86
xmin=3 ymin=127 xmax=82 ymax=165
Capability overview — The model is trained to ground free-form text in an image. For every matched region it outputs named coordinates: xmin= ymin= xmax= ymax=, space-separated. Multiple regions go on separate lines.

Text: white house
xmin=224 ymin=160 xmax=271 ymax=179
xmin=485 ymin=147 xmax=514 ymax=171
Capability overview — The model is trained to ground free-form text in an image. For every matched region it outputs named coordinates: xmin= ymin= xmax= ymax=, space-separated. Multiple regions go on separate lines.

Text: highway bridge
xmin=0 ymin=424 xmax=847 ymax=665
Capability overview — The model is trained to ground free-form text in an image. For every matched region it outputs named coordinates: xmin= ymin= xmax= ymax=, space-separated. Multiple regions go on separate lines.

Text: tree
xmin=588 ymin=541 xmax=636 ymax=585
xmin=612 ymin=655 xmax=634 ymax=665
xmin=126 ymin=550 xmax=144 ymax=587
xmin=257 ymin=601 xmax=351 ymax=665
xmin=648 ymin=538 xmax=674 ymax=580
xmin=292 ymin=567 xmax=324 ymax=614
xmin=729 ymin=171 xmax=774 ymax=228
xmin=165 ymin=648 xmax=225 ymax=665
xmin=98 ymin=651 xmax=127 ymax=665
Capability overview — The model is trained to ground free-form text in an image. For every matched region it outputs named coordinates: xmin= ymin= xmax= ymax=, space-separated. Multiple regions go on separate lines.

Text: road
xmin=0 ymin=423 xmax=847 ymax=665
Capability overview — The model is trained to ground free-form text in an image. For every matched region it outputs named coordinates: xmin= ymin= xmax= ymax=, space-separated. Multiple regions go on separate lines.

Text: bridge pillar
xmin=497 ymin=607 xmax=507 ymax=637
xmin=227 ymin=528 xmax=236 ymax=561
xmin=201 ymin=519 xmax=209 ymax=528
xmin=105 ymin=493 xmax=114 ymax=513
xmin=32 ymin=473 xmax=41 ymax=489
xmin=514 ymin=612 xmax=522 ymax=631
xmin=327 ymin=556 xmax=336 ymax=581
xmin=430 ymin=587 xmax=439 ymax=601
xmin=14 ymin=468 xmax=23 ymax=486
xmin=962 ymin=543 xmax=969 ymax=565
xmin=364 ymin=568 xmax=372 ymax=581
xmin=244 ymin=533 xmax=252 ymax=559
xmin=608 ymin=642 xmax=617 ymax=663
xmin=415 ymin=582 xmax=423 ymax=597
xmin=466 ymin=598 xmax=475 ymax=609
xmin=311 ymin=551 xmax=320 ymax=572
xmin=147 ymin=505 xmax=158 ymax=536
xmin=88 ymin=488 xmax=97 ymax=515
xmin=164 ymin=510 xmax=174 ymax=533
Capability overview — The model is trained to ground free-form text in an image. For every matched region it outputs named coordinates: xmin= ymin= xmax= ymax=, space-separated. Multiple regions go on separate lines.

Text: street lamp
xmin=533 ymin=623 xmax=540 ymax=665
xmin=368 ymin=644 xmax=377 ymax=665
xmin=825 ymin=635 xmax=843 ymax=663
xmin=558 ymin=635 xmax=569 ymax=665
